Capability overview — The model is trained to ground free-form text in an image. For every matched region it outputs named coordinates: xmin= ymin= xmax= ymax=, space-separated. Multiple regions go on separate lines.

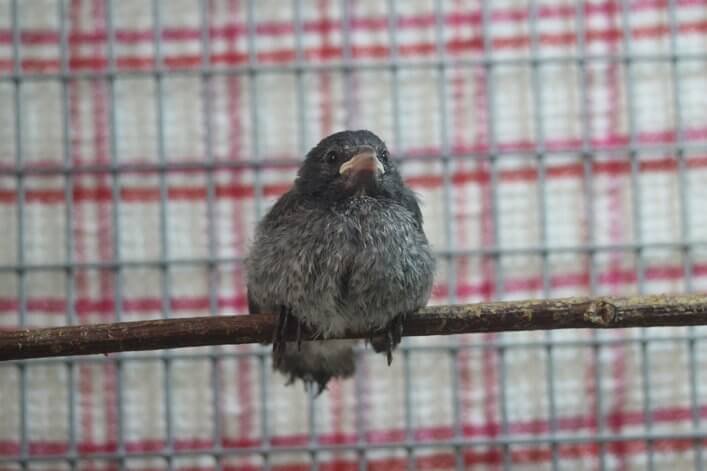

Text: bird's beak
xmin=339 ymin=148 xmax=385 ymax=176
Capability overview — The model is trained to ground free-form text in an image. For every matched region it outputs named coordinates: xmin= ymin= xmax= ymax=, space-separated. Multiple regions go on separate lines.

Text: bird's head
xmin=295 ymin=130 xmax=403 ymax=201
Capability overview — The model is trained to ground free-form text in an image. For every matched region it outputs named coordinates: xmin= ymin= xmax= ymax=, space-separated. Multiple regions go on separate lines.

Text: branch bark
xmin=1 ymin=294 xmax=706 ymax=361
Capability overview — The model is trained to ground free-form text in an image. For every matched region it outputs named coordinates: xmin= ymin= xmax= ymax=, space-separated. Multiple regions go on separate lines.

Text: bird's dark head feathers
xmin=295 ymin=129 xmax=405 ymax=201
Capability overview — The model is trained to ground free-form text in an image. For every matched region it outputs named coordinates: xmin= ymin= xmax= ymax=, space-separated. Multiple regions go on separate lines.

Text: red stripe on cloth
xmin=2 ymin=263 xmax=705 ymax=316
xmin=0 ymin=185 xmax=251 ymax=204
xmin=609 ymin=342 xmax=630 ymax=467
xmin=90 ymin=0 xmax=119 ymax=459
xmin=3 ymin=442 xmax=704 ymax=470
xmin=2 ymin=19 xmax=706 ymax=73
xmin=3 ymin=154 xmax=706 ymax=206
xmin=2 ymin=127 xmax=706 ymax=175
xmin=0 ymin=2 xmax=677 ymax=43
xmin=0 ymin=403 xmax=703 ymax=449
xmin=604 ymin=3 xmax=630 ymax=468
xmin=1 ymin=0 xmax=703 ymax=46
xmin=318 ymin=0 xmax=334 ymax=137
xmin=2 ymin=405 xmax=707 ymax=464
xmin=0 ymin=441 xmax=703 ymax=471
xmin=68 ymin=0 xmax=97 ymax=454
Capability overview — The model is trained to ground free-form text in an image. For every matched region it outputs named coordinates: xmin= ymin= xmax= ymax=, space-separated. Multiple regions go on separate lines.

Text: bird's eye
xmin=326 ymin=151 xmax=337 ymax=163
xmin=379 ymin=149 xmax=389 ymax=160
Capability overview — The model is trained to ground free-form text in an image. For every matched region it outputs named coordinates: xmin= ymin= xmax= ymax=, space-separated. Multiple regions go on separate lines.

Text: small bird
xmin=246 ymin=130 xmax=435 ymax=394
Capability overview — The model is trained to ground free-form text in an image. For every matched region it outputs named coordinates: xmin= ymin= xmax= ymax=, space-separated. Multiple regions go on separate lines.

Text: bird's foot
xmin=370 ymin=313 xmax=406 ymax=366
xmin=273 ymin=306 xmax=291 ymax=367
xmin=272 ymin=306 xmax=306 ymax=368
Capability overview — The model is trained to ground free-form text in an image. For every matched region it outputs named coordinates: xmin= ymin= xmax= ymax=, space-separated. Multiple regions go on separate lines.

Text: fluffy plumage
xmin=246 ymin=130 xmax=435 ymax=393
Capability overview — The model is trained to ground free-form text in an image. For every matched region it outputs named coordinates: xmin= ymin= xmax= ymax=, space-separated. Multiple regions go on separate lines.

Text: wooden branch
xmin=1 ymin=294 xmax=706 ymax=361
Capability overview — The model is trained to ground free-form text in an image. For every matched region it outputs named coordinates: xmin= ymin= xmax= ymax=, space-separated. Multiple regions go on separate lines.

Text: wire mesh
xmin=1 ymin=0 xmax=707 ymax=470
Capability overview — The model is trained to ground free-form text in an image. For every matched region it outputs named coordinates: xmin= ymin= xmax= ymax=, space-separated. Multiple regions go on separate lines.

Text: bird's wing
xmin=246 ymin=189 xmax=300 ymax=317
xmin=261 ymin=189 xmax=300 ymax=227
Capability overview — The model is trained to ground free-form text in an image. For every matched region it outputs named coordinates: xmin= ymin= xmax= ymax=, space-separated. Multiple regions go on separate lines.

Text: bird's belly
xmin=300 ymin=222 xmax=433 ymax=336
xmin=342 ymin=241 xmax=431 ymax=320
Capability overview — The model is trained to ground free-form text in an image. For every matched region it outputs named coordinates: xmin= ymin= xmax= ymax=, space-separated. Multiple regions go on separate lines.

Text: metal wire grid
xmin=0 ymin=0 xmax=706 ymax=470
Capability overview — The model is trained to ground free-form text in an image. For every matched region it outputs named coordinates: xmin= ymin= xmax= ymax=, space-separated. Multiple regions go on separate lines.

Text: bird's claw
xmin=370 ymin=313 xmax=406 ymax=366
xmin=272 ymin=306 xmax=306 ymax=367
xmin=272 ymin=306 xmax=291 ymax=368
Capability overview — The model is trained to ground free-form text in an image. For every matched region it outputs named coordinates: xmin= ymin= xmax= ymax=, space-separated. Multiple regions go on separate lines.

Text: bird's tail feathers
xmin=275 ymin=339 xmax=356 ymax=395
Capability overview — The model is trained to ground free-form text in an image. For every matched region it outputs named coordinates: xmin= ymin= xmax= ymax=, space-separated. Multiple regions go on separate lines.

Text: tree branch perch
xmin=1 ymin=294 xmax=706 ymax=361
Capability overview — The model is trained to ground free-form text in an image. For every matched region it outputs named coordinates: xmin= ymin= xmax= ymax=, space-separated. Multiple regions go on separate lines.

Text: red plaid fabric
xmin=1 ymin=0 xmax=706 ymax=470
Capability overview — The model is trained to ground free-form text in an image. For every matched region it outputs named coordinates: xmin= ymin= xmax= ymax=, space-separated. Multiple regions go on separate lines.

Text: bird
xmin=246 ymin=129 xmax=435 ymax=394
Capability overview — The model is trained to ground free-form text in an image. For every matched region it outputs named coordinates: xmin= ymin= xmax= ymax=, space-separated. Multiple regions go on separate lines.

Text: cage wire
xmin=0 ymin=0 xmax=706 ymax=470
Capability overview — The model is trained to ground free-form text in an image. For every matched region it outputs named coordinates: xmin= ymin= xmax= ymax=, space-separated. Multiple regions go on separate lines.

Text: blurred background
xmin=0 ymin=0 xmax=706 ymax=469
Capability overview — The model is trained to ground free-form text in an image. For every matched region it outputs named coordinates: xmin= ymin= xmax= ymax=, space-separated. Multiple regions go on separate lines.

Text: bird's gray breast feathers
xmin=247 ymin=196 xmax=435 ymax=336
